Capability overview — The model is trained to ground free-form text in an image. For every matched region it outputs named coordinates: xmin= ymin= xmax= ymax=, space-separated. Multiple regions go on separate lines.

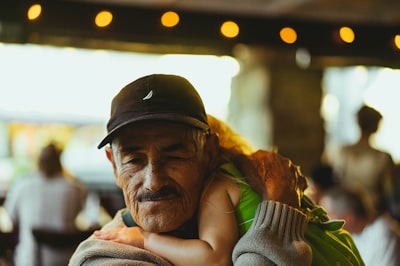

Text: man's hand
xmin=94 ymin=226 xmax=145 ymax=248
xmin=234 ymin=150 xmax=308 ymax=209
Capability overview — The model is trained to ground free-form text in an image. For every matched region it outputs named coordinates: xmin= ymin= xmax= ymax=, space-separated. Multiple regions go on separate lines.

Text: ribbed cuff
xmin=252 ymin=200 xmax=308 ymax=241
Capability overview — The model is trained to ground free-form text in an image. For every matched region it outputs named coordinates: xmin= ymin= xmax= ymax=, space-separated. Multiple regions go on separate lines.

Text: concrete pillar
xmin=229 ymin=45 xmax=324 ymax=175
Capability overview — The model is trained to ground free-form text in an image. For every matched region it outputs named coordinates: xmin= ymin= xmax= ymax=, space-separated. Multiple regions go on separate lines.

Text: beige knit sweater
xmin=69 ymin=201 xmax=311 ymax=266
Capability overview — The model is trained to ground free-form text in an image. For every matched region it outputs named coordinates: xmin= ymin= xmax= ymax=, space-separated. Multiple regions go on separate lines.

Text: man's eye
xmin=168 ymin=155 xmax=187 ymax=160
xmin=125 ymin=158 xmax=145 ymax=165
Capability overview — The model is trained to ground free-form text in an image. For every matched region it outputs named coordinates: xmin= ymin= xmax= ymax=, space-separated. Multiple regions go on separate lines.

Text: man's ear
xmin=105 ymin=146 xmax=115 ymax=164
xmin=105 ymin=146 xmax=121 ymax=188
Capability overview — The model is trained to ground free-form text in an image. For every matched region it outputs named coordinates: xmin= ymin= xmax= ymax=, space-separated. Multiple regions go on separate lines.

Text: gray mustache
xmin=136 ymin=186 xmax=180 ymax=202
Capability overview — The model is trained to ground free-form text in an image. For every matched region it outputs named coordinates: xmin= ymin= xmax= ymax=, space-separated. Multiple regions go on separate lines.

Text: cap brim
xmin=97 ymin=113 xmax=210 ymax=149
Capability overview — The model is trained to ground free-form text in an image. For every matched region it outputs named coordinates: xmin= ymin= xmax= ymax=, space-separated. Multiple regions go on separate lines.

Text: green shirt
xmin=220 ymin=163 xmax=262 ymax=237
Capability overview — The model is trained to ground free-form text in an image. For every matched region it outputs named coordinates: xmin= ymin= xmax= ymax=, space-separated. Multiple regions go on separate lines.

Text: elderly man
xmin=69 ymin=74 xmax=312 ymax=265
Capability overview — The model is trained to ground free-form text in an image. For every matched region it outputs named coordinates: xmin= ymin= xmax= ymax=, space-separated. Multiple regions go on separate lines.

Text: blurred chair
xmin=32 ymin=228 xmax=94 ymax=266
xmin=0 ymin=231 xmax=18 ymax=265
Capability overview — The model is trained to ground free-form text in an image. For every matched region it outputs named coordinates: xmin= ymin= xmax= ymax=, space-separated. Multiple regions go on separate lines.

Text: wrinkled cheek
xmin=122 ymin=187 xmax=137 ymax=212
xmin=133 ymin=208 xmax=164 ymax=232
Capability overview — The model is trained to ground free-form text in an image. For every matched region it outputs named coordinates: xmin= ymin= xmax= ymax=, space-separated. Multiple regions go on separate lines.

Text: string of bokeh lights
xmin=26 ymin=3 xmax=400 ymax=51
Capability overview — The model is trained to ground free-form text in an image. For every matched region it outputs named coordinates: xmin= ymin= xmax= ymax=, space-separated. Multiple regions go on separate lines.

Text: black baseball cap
xmin=97 ymin=74 xmax=210 ymax=149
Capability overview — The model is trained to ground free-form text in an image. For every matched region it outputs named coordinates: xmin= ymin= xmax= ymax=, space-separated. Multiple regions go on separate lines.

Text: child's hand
xmin=94 ymin=226 xmax=144 ymax=248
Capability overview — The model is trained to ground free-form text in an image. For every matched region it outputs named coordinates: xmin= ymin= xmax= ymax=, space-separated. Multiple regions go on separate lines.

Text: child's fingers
xmin=93 ymin=229 xmax=118 ymax=240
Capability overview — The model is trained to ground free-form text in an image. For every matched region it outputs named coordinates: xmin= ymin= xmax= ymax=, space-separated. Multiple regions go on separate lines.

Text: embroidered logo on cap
xmin=142 ymin=90 xmax=153 ymax=100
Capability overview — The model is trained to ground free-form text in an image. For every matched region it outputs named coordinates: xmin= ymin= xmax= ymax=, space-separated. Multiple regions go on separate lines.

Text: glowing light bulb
xmin=339 ymin=26 xmax=355 ymax=43
xmin=280 ymin=27 xmax=297 ymax=44
xmin=161 ymin=11 xmax=180 ymax=28
xmin=220 ymin=21 xmax=239 ymax=38
xmin=394 ymin=35 xmax=400 ymax=50
xmin=27 ymin=4 xmax=42 ymax=21
xmin=95 ymin=11 xmax=113 ymax=28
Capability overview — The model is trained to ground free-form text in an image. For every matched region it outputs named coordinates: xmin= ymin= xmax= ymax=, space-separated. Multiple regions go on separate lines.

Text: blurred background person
xmin=386 ymin=164 xmax=400 ymax=234
xmin=306 ymin=163 xmax=336 ymax=205
xmin=320 ymin=186 xmax=400 ymax=266
xmin=3 ymin=143 xmax=86 ymax=266
xmin=332 ymin=105 xmax=394 ymax=219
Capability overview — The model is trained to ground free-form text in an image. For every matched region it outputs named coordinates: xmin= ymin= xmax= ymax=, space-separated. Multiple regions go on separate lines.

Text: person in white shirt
xmin=320 ymin=186 xmax=400 ymax=266
xmin=4 ymin=143 xmax=86 ymax=266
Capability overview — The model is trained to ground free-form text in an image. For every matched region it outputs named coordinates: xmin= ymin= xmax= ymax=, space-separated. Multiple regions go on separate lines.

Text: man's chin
xmin=138 ymin=216 xmax=182 ymax=233
xmin=134 ymin=209 xmax=185 ymax=233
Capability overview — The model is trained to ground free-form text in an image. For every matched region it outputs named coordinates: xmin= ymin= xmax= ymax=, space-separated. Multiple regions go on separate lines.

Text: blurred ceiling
xmin=1 ymin=0 xmax=400 ymax=65
xmin=80 ymin=0 xmax=400 ymax=25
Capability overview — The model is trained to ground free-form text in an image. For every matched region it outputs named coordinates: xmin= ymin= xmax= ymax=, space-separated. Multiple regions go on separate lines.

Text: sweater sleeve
xmin=69 ymin=238 xmax=172 ymax=266
xmin=232 ymin=200 xmax=312 ymax=266
xmin=69 ymin=210 xmax=172 ymax=266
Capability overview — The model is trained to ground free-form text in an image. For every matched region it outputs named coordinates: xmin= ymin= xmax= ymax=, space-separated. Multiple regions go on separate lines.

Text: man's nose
xmin=143 ymin=161 xmax=168 ymax=191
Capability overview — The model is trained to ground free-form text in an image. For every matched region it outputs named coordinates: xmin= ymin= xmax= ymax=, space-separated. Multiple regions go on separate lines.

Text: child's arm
xmin=94 ymin=179 xmax=240 ymax=266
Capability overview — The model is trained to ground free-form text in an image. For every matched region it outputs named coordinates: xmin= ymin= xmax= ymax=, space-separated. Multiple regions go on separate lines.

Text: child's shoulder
xmin=206 ymin=177 xmax=241 ymax=207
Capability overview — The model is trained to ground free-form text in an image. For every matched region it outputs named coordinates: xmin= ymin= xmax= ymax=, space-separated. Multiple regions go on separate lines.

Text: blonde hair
xmin=205 ymin=114 xmax=255 ymax=187
xmin=205 ymin=114 xmax=308 ymax=204
xmin=207 ymin=114 xmax=254 ymax=164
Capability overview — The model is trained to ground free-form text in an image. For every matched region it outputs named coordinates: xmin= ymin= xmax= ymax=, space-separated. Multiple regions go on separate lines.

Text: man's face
xmin=106 ymin=121 xmax=212 ymax=233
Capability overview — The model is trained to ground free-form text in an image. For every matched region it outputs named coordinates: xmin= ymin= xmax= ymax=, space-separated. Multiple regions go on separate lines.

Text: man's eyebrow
xmin=119 ymin=142 xmax=192 ymax=153
xmin=120 ymin=145 xmax=142 ymax=154
xmin=163 ymin=142 xmax=192 ymax=153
